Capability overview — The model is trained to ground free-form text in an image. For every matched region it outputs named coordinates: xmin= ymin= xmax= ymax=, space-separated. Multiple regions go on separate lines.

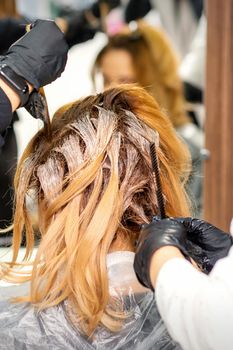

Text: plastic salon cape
xmin=0 ymin=252 xmax=182 ymax=350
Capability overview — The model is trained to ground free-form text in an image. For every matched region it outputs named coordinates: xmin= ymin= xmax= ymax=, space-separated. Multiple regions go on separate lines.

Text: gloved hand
xmin=0 ymin=19 xmax=68 ymax=90
xmin=134 ymin=218 xmax=190 ymax=291
xmin=174 ymin=218 xmax=233 ymax=273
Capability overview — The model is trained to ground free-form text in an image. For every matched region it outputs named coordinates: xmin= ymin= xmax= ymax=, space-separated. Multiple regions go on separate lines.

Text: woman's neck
xmin=108 ymin=233 xmax=135 ymax=253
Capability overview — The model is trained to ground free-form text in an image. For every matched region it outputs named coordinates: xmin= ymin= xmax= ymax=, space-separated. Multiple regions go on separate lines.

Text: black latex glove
xmin=0 ymin=19 xmax=68 ymax=89
xmin=174 ymin=218 xmax=233 ymax=273
xmin=134 ymin=218 xmax=190 ymax=291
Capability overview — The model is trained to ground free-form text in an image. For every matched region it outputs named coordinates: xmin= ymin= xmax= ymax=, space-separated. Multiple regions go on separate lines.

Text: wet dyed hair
xmin=0 ymin=85 xmax=191 ymax=335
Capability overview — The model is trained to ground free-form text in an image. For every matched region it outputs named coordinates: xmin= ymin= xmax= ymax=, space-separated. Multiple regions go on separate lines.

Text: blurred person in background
xmin=92 ymin=21 xmax=204 ymax=216
xmin=125 ymin=0 xmax=203 ymax=57
xmin=56 ymin=0 xmax=205 ymax=102
xmin=124 ymin=0 xmax=205 ymax=116
xmin=54 ymin=0 xmax=203 ymax=56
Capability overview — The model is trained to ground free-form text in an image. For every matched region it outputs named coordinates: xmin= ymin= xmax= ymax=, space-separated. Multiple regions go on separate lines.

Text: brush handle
xmin=150 ymin=143 xmax=166 ymax=219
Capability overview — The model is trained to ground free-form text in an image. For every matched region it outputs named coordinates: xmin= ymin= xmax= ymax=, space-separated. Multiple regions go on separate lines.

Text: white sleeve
xmin=155 ymin=247 xmax=233 ymax=350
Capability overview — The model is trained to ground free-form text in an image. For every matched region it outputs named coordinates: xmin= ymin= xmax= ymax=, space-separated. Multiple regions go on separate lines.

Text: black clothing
xmin=0 ymin=88 xmax=15 ymax=235
xmin=64 ymin=11 xmax=99 ymax=48
xmin=0 ymin=88 xmax=12 ymax=148
xmin=125 ymin=0 xmax=152 ymax=23
xmin=125 ymin=0 xmax=203 ymax=23
xmin=184 ymin=81 xmax=203 ymax=103
xmin=0 ymin=18 xmax=28 ymax=55
xmin=0 ymin=17 xmax=27 ymax=233
xmin=0 ymin=17 xmax=28 ymax=234
xmin=0 ymin=120 xmax=16 ymax=232
xmin=0 ymin=19 xmax=69 ymax=90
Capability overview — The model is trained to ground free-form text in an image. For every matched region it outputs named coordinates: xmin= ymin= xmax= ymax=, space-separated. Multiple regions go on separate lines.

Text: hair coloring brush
xmin=24 ymin=88 xmax=51 ymax=138
xmin=149 ymin=142 xmax=166 ymax=219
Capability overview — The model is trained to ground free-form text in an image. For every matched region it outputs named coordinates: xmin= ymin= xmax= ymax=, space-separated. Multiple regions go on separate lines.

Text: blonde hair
xmin=0 ymin=85 xmax=191 ymax=335
xmin=93 ymin=21 xmax=190 ymax=128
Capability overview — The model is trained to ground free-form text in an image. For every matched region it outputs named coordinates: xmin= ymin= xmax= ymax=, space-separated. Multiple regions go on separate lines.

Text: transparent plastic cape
xmin=0 ymin=251 xmax=182 ymax=350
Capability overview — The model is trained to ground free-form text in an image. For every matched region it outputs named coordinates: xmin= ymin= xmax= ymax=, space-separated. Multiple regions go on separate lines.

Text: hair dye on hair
xmin=0 ymin=85 xmax=191 ymax=336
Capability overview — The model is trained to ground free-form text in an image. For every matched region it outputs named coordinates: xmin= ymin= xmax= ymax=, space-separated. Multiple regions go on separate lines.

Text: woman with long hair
xmin=92 ymin=21 xmax=203 ymax=215
xmin=0 ymin=85 xmax=191 ymax=349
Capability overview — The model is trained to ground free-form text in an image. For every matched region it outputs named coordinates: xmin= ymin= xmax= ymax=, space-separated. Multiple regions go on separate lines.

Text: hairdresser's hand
xmin=0 ymin=19 xmax=68 ymax=90
xmin=134 ymin=219 xmax=190 ymax=291
xmin=174 ymin=218 xmax=233 ymax=273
